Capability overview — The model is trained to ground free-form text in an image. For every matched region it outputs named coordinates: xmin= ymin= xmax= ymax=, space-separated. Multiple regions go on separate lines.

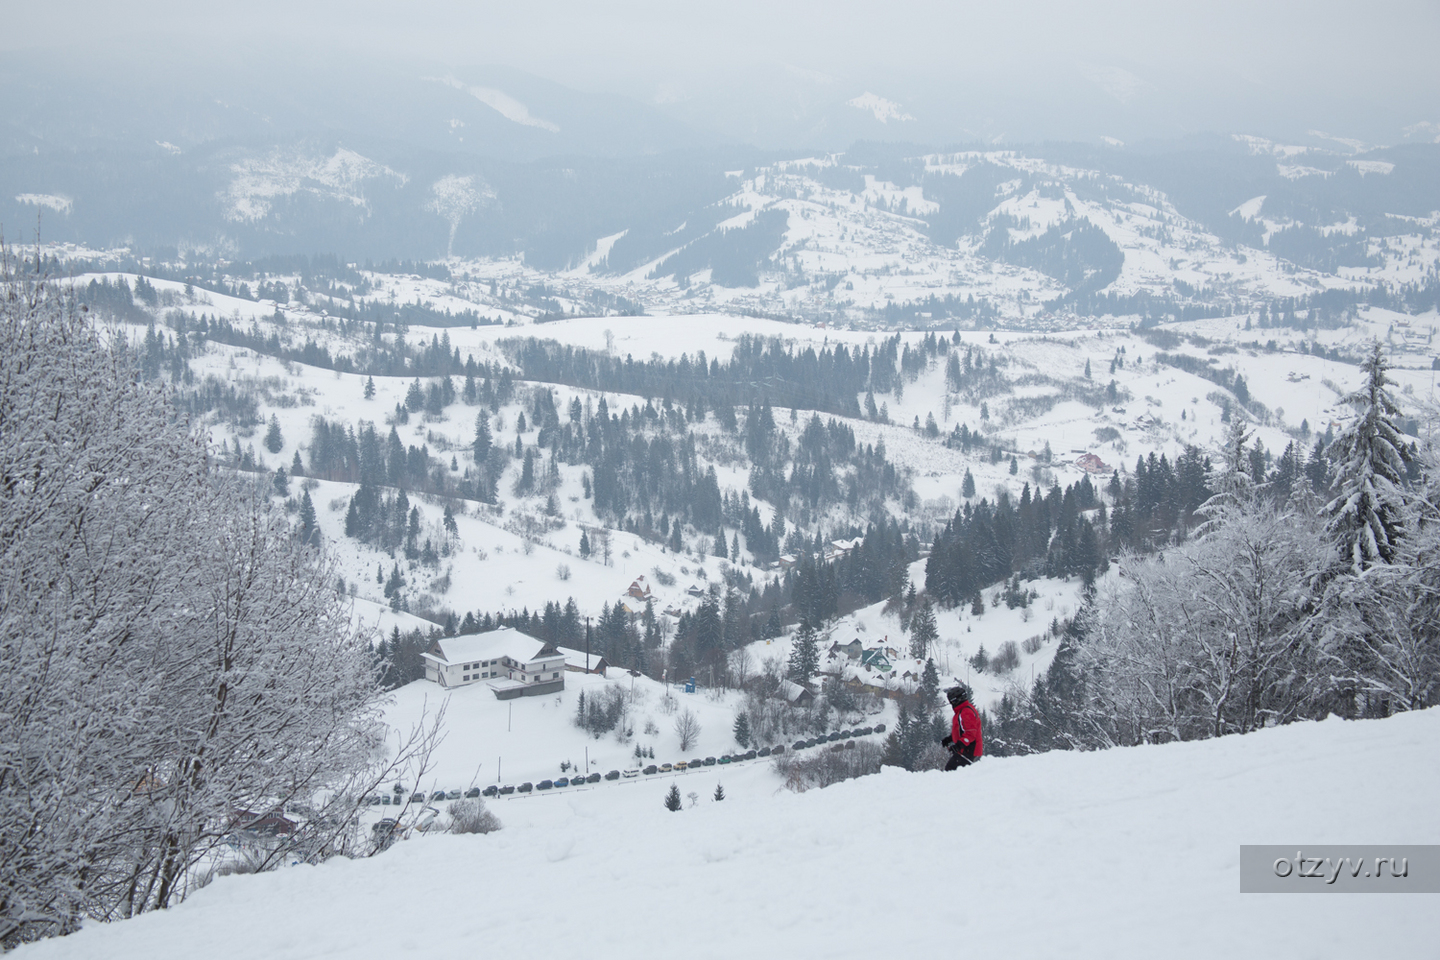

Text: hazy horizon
xmin=5 ymin=0 xmax=1438 ymax=151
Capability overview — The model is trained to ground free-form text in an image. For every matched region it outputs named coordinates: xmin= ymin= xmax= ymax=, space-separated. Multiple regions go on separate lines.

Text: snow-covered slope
xmin=19 ymin=709 xmax=1438 ymax=959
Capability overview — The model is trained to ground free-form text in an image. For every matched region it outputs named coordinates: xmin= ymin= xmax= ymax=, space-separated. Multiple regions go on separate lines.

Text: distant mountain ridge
xmin=4 ymin=52 xmax=1437 ymax=321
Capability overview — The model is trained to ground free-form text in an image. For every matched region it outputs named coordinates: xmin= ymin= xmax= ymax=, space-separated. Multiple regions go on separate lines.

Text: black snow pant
xmin=944 ymin=748 xmax=975 ymax=771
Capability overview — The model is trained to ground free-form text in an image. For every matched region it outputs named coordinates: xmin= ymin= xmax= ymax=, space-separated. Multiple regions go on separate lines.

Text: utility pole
xmin=586 ymin=616 xmax=592 ymax=673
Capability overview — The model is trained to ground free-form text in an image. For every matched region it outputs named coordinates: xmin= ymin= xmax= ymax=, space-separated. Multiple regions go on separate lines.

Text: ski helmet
xmin=946 ymin=684 xmax=971 ymax=706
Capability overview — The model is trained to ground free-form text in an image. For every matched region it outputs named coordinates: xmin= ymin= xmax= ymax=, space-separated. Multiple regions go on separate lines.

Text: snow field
xmin=20 ymin=708 xmax=1439 ymax=960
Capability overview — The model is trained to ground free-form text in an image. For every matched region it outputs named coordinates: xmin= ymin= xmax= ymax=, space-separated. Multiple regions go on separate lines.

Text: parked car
xmin=718 ymin=756 xmax=732 ymax=765
xmin=704 ymin=757 xmax=716 ymax=766
xmin=874 ymin=723 xmax=887 ymax=733
xmin=446 ymin=790 xmax=462 ymax=800
xmin=673 ymin=761 xmax=688 ymax=771
xmin=793 ymin=740 xmax=807 ymax=750
xmin=499 ymin=784 xmax=516 ymax=795
xmin=743 ymin=750 xmax=757 ymax=760
xmin=371 ymin=818 xmax=400 ymax=849
xmin=464 ymin=787 xmax=481 ymax=799
xmin=586 ymin=773 xmax=601 ymax=784
xmin=367 ymin=795 xmax=382 ymax=806
xmin=643 ymin=765 xmax=658 ymax=775
xmin=771 ymin=745 xmax=785 ymax=755
xmin=431 ymin=790 xmax=447 ymax=802
xmin=411 ymin=793 xmax=426 ymax=804
xmin=688 ymin=759 xmax=703 ymax=769
xmin=758 ymin=747 xmax=772 ymax=757
xmin=605 ymin=770 xmax=621 ymax=781
xmin=554 ymin=777 xmax=569 ymax=788
xmin=380 ymin=794 xmax=392 ymax=805
xmin=517 ymin=783 xmax=532 ymax=794
xmin=622 ymin=769 xmax=640 ymax=778
xmin=537 ymin=780 xmax=554 ymax=791
xmin=659 ymin=763 xmax=673 ymax=773
xmin=482 ymin=785 xmax=498 ymax=797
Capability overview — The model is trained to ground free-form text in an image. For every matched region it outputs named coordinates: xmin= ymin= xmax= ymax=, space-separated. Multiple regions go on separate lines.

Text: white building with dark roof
xmin=422 ymin=628 xmax=566 ymax=699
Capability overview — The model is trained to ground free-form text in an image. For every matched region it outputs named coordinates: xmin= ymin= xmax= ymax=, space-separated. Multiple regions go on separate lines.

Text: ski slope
xmin=18 ymin=708 xmax=1438 ymax=959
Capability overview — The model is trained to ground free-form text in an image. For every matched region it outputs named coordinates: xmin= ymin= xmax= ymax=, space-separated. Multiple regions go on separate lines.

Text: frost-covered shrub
xmin=0 ymin=276 xmax=392 ymax=946
xmin=991 ymin=640 xmax=1021 ymax=674
xmin=773 ymin=742 xmax=883 ymax=792
xmin=446 ymin=800 xmax=502 ymax=835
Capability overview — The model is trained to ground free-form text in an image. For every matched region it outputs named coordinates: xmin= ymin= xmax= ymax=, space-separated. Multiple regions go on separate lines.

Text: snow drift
xmin=18 ymin=709 xmax=1438 ymax=959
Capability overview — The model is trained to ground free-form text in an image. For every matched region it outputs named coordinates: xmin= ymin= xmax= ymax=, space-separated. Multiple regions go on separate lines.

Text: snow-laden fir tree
xmin=472 ymin=410 xmax=492 ymax=463
xmin=733 ymin=711 xmax=751 ymax=748
xmin=1193 ymin=416 xmax=1255 ymax=537
xmin=787 ymin=621 xmax=820 ymax=682
xmin=298 ymin=490 xmax=320 ymax=546
xmin=264 ymin=413 xmax=284 ymax=454
xmin=910 ymin=597 xmax=938 ymax=659
xmin=1325 ymin=342 xmax=1413 ymax=571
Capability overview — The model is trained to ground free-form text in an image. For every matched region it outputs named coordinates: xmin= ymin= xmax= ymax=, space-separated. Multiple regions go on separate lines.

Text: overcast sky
xmin=8 ymin=0 xmax=1439 ymax=146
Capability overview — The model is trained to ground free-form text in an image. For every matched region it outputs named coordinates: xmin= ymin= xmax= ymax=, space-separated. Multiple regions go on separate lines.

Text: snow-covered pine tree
xmin=733 ymin=711 xmax=751 ymax=748
xmin=787 ymin=621 xmax=820 ymax=682
xmin=909 ymin=597 xmax=938 ymax=659
xmin=919 ymin=658 xmax=941 ymax=713
xmin=472 ymin=411 xmax=492 ymax=464
xmin=264 ymin=414 xmax=284 ymax=454
xmin=664 ymin=784 xmax=682 ymax=812
xmin=1194 ymin=416 xmax=1255 ymax=537
xmin=298 ymin=490 xmax=320 ymax=546
xmin=1325 ymin=343 xmax=1413 ymax=571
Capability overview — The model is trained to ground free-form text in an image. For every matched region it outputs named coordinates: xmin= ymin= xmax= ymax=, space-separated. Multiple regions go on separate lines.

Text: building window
xmin=552 ymin=672 xmax=559 ymax=679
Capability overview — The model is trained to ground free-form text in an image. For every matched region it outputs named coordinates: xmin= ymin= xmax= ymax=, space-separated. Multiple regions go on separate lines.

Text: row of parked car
xmin=366 ymin=723 xmax=889 ymax=806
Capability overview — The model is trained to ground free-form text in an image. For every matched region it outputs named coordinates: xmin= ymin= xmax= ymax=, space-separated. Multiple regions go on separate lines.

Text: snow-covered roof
xmin=423 ymin=628 xmax=560 ymax=667
xmin=778 ymin=679 xmax=812 ymax=703
xmin=555 ymin=646 xmax=608 ymax=671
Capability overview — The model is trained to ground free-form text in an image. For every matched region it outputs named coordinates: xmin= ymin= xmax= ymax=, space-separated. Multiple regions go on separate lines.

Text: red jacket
xmin=951 ymin=701 xmax=983 ymax=759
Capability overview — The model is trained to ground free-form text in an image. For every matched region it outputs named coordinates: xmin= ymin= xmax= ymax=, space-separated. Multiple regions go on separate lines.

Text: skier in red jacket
xmin=941 ymin=684 xmax=983 ymax=770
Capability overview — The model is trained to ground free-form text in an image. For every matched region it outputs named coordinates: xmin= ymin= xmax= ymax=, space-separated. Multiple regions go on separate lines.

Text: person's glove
xmin=940 ymin=735 xmax=953 ymax=747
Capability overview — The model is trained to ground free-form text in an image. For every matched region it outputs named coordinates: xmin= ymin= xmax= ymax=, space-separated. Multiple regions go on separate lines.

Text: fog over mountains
xmin=4 ymin=0 xmax=1439 ymax=288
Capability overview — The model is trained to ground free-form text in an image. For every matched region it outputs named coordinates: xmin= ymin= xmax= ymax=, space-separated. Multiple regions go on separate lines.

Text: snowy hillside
xmin=18 ymin=708 xmax=1439 ymax=959
xmin=55 ymin=278 xmax=1440 ymax=692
